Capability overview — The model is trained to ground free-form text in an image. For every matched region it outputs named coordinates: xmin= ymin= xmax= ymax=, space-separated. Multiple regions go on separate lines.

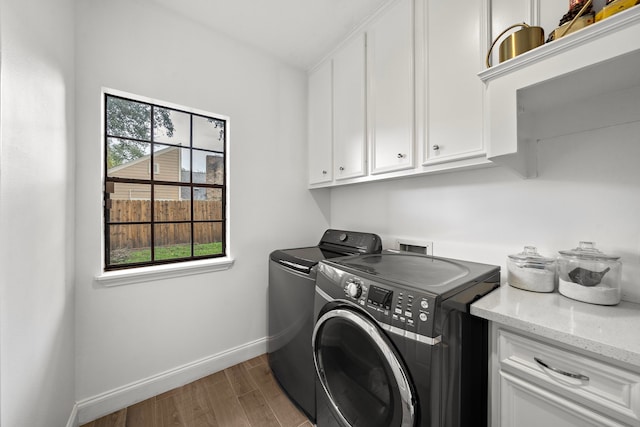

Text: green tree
xmin=106 ymin=96 xmax=174 ymax=168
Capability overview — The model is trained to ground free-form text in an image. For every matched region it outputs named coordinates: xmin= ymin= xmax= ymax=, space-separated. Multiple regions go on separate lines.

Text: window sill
xmin=95 ymin=257 xmax=235 ymax=287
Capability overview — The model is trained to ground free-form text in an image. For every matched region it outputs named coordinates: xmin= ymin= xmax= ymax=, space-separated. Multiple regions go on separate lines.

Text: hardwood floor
xmin=80 ymin=354 xmax=312 ymax=427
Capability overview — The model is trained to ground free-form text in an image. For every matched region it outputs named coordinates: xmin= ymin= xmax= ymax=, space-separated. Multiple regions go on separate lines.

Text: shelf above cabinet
xmin=478 ymin=6 xmax=640 ymax=178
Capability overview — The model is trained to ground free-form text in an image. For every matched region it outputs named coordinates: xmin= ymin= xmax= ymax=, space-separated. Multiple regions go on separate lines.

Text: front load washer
xmin=312 ymin=251 xmax=500 ymax=427
xmin=268 ymin=229 xmax=381 ymax=421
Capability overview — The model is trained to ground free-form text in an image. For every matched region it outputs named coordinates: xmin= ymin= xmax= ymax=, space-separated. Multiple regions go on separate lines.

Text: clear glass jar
xmin=507 ymin=246 xmax=556 ymax=293
xmin=557 ymin=241 xmax=622 ymax=305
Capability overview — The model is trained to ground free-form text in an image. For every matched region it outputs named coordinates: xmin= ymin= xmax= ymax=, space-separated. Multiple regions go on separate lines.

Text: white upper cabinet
xmin=368 ymin=0 xmax=415 ymax=174
xmin=307 ymin=0 xmax=640 ymax=187
xmin=307 ymin=0 xmax=499 ymax=188
xmin=333 ymin=33 xmax=367 ymax=180
xmin=422 ymin=0 xmax=486 ymax=164
xmin=308 ymin=60 xmax=333 ymax=185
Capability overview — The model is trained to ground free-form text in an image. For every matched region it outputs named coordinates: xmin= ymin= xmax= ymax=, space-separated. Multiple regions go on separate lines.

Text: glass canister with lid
xmin=557 ymin=241 xmax=622 ymax=305
xmin=507 ymin=246 xmax=556 ymax=292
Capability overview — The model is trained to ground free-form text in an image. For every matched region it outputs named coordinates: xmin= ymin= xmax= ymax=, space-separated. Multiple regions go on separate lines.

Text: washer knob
xmin=421 ymin=300 xmax=429 ymax=309
xmin=346 ymin=280 xmax=362 ymax=299
xmin=339 ymin=233 xmax=348 ymax=242
xmin=419 ymin=313 xmax=428 ymax=322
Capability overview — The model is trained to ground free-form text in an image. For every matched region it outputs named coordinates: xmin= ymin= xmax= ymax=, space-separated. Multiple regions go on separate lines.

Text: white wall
xmin=0 ymin=0 xmax=77 ymax=425
xmin=330 ymin=119 xmax=640 ymax=304
xmin=9 ymin=0 xmax=635 ymax=424
xmin=74 ymin=0 xmax=329 ymax=419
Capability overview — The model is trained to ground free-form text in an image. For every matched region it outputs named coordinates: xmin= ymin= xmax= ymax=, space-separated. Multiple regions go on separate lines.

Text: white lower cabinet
xmin=491 ymin=325 xmax=640 ymax=427
xmin=500 ymin=371 xmax=627 ymax=427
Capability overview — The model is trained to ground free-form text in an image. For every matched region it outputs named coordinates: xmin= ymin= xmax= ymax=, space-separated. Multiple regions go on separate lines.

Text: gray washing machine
xmin=312 ymin=252 xmax=500 ymax=427
xmin=268 ymin=229 xmax=382 ymax=421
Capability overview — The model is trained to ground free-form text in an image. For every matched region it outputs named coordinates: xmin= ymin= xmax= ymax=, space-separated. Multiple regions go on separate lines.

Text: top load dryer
xmin=268 ymin=229 xmax=382 ymax=421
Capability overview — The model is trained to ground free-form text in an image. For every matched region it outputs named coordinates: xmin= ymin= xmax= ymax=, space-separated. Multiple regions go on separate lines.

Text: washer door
xmin=313 ymin=306 xmax=416 ymax=427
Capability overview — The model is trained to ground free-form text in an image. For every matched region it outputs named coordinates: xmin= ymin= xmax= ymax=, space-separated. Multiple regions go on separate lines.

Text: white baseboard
xmin=66 ymin=403 xmax=79 ymax=427
xmin=76 ymin=337 xmax=267 ymax=425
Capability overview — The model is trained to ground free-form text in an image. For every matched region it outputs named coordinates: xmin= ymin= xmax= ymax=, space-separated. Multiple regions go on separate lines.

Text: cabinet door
xmin=499 ymin=371 xmax=626 ymax=427
xmin=308 ymin=60 xmax=333 ymax=185
xmin=333 ymin=33 xmax=367 ymax=180
xmin=424 ymin=0 xmax=485 ymax=164
xmin=368 ymin=0 xmax=414 ymax=174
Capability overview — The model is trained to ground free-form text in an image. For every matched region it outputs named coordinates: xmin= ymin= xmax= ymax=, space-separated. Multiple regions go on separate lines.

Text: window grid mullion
xmin=106 ymin=176 xmax=222 ymax=189
xmin=150 ymin=105 xmax=156 ymax=262
xmin=190 ymin=115 xmax=195 ymax=258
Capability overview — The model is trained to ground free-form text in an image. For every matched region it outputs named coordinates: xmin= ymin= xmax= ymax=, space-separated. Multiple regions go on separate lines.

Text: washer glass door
xmin=313 ymin=307 xmax=415 ymax=427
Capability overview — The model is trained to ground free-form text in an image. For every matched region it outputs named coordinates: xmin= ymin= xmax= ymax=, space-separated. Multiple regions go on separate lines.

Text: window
xmin=103 ymin=92 xmax=228 ymax=271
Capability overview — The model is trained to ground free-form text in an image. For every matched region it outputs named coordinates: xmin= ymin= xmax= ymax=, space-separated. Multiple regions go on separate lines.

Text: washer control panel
xmin=342 ymin=274 xmax=437 ymax=338
xmin=391 ymin=290 xmax=435 ymax=338
xmin=319 ymin=229 xmax=382 ymax=254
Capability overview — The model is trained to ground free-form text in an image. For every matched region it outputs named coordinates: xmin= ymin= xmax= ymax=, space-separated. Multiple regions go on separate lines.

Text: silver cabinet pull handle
xmin=534 ymin=357 xmax=590 ymax=381
xmin=339 ymin=166 xmax=345 ymax=171
xmin=397 ymin=153 xmax=405 ymax=159
xmin=432 ymin=145 xmax=440 ymax=151
xmin=322 ymin=170 xmax=327 ymax=174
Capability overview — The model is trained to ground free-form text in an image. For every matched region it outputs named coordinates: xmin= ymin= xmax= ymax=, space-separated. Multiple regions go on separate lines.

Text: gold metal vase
xmin=486 ymin=23 xmax=545 ymax=68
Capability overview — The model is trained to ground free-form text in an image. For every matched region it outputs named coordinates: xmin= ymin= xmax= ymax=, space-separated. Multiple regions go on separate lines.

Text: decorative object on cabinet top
xmin=486 ymin=23 xmax=545 ymax=67
xmin=478 ymin=4 xmax=640 ymax=81
xmin=547 ymin=0 xmax=595 ymax=42
xmin=597 ymin=0 xmax=640 ymax=22
xmin=485 ymin=0 xmax=640 ymax=68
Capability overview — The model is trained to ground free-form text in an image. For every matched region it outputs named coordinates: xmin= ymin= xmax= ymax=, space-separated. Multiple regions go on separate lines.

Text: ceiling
xmin=148 ymin=0 xmax=391 ymax=70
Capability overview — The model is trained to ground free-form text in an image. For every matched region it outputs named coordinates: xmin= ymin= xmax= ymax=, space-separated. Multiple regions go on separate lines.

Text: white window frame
xmin=96 ymin=88 xmax=233 ymax=286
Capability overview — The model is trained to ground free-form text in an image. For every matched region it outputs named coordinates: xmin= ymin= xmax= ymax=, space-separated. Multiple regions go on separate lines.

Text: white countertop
xmin=471 ymin=285 xmax=640 ymax=367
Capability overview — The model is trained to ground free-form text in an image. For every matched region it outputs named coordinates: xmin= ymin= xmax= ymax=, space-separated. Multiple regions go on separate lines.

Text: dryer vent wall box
xmin=397 ymin=239 xmax=433 ymax=256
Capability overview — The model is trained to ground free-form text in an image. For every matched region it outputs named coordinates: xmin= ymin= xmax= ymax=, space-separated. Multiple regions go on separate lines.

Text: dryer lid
xmin=270 ymin=247 xmax=346 ymax=273
xmin=269 ymin=229 xmax=382 ymax=274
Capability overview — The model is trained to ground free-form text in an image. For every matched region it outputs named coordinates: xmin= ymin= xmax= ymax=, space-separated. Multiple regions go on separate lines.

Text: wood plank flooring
xmin=80 ymin=354 xmax=312 ymax=427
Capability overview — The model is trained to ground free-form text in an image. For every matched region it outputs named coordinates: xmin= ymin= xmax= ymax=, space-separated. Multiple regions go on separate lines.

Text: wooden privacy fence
xmin=109 ymin=199 xmax=223 ymax=249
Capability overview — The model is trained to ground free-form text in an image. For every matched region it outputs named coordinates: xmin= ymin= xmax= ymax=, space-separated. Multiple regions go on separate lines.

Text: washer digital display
xmin=368 ymin=285 xmax=393 ymax=310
